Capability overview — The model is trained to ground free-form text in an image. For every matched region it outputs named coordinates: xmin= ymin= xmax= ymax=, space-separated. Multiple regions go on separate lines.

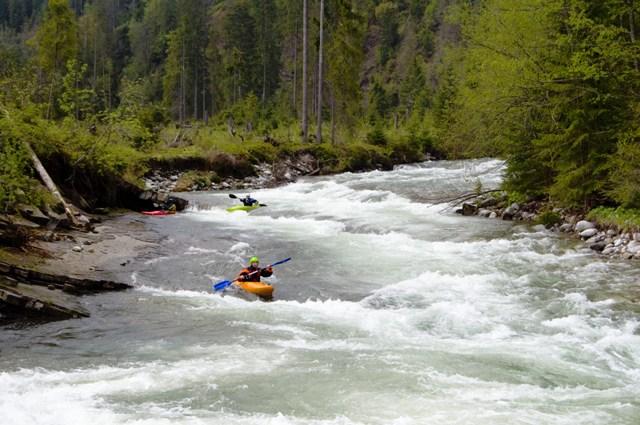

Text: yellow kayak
xmin=236 ymin=281 xmax=274 ymax=298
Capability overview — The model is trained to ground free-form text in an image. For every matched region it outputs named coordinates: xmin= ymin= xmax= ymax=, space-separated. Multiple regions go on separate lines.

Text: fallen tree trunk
xmin=23 ymin=142 xmax=80 ymax=228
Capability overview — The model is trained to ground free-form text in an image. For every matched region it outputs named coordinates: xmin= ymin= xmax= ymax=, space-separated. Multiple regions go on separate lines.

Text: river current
xmin=1 ymin=159 xmax=639 ymax=424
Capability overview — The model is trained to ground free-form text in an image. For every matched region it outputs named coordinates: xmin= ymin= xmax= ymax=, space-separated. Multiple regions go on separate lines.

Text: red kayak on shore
xmin=142 ymin=210 xmax=176 ymax=216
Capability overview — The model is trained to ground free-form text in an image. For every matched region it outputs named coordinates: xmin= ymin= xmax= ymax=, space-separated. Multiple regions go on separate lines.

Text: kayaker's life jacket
xmin=237 ymin=266 xmax=273 ymax=282
xmin=241 ymin=197 xmax=258 ymax=207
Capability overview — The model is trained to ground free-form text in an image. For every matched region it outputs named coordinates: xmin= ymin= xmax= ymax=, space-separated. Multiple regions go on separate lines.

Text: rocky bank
xmin=456 ymin=193 xmax=640 ymax=260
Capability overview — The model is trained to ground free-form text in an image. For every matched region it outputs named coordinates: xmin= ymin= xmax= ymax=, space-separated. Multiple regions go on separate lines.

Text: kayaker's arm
xmin=260 ymin=267 xmax=273 ymax=278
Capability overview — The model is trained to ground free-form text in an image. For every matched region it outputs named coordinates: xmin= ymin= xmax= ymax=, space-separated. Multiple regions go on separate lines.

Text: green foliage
xmin=587 ymin=207 xmax=640 ymax=232
xmin=536 ymin=210 xmax=563 ymax=228
xmin=28 ymin=0 xmax=78 ymax=76
xmin=0 ymin=138 xmax=36 ymax=213
xmin=60 ymin=60 xmax=95 ymax=120
xmin=607 ymin=136 xmax=640 ymax=208
xmin=375 ymin=2 xmax=400 ymax=65
xmin=365 ymin=125 xmax=388 ymax=146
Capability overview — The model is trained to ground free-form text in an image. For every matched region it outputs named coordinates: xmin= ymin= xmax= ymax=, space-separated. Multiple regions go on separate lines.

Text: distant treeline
xmin=0 ymin=0 xmax=639 ymax=211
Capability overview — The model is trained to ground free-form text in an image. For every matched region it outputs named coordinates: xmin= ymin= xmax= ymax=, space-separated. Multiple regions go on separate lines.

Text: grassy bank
xmin=0 ymin=107 xmax=435 ymax=214
xmin=587 ymin=207 xmax=640 ymax=233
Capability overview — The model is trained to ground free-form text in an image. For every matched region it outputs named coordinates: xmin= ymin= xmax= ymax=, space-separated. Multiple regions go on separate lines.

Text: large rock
xmin=461 ymin=202 xmax=478 ymax=216
xmin=0 ymin=277 xmax=89 ymax=321
xmin=479 ymin=197 xmax=498 ymax=208
xmin=17 ymin=205 xmax=50 ymax=227
xmin=501 ymin=203 xmax=520 ymax=221
xmin=559 ymin=223 xmax=573 ymax=232
xmin=626 ymin=241 xmax=640 ymax=254
xmin=478 ymin=209 xmax=492 ymax=218
xmin=575 ymin=220 xmax=596 ymax=232
xmin=589 ymin=242 xmax=607 ymax=252
xmin=579 ymin=228 xmax=598 ymax=238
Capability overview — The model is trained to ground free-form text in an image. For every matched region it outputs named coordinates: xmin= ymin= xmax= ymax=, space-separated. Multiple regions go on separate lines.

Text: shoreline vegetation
xmin=1 ymin=1 xmax=639 ymax=322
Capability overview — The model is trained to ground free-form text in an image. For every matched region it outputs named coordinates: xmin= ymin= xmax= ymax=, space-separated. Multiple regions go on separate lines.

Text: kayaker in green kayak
xmin=236 ymin=256 xmax=273 ymax=282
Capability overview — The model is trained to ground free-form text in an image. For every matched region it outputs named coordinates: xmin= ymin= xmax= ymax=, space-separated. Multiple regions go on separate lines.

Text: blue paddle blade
xmin=270 ymin=257 xmax=292 ymax=267
xmin=213 ymin=280 xmax=233 ymax=292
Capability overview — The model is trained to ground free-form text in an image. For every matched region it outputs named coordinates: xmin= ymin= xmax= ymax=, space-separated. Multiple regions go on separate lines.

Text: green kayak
xmin=226 ymin=204 xmax=262 ymax=213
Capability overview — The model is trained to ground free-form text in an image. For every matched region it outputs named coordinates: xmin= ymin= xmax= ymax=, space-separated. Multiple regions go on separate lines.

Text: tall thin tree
xmin=316 ymin=0 xmax=324 ymax=143
xmin=302 ymin=0 xmax=309 ymax=142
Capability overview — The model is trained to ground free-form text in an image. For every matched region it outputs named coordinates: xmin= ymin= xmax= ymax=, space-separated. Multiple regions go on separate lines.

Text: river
xmin=1 ymin=159 xmax=639 ymax=424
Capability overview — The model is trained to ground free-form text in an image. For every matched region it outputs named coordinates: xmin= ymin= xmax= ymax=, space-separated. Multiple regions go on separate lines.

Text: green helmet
xmin=249 ymin=256 xmax=259 ymax=264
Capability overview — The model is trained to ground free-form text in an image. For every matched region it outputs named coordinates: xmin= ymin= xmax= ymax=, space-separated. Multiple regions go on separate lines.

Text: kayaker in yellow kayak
xmin=236 ymin=256 xmax=273 ymax=283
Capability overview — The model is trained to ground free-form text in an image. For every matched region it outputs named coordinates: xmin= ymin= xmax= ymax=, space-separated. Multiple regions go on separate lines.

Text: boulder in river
xmin=579 ymin=228 xmax=598 ymax=238
xmin=501 ymin=203 xmax=520 ymax=220
xmin=626 ymin=241 xmax=640 ymax=255
xmin=559 ymin=223 xmax=573 ymax=232
xmin=462 ymin=202 xmax=478 ymax=216
xmin=575 ymin=220 xmax=596 ymax=232
xmin=589 ymin=242 xmax=607 ymax=252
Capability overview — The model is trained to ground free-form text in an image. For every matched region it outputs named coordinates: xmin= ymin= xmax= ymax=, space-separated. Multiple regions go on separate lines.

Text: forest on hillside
xmin=0 ymin=0 xmax=639 ymax=216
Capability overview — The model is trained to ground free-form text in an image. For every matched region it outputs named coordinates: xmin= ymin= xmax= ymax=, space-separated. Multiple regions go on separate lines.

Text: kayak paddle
xmin=212 ymin=257 xmax=292 ymax=292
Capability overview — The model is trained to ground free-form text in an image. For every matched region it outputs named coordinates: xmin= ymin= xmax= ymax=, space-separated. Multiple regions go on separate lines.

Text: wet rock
xmin=478 ymin=209 xmax=492 ymax=218
xmin=501 ymin=203 xmax=520 ymax=220
xmin=602 ymin=245 xmax=615 ymax=255
xmin=579 ymin=228 xmax=598 ymax=238
xmin=72 ymin=245 xmax=83 ymax=253
xmin=0 ymin=278 xmax=90 ymax=321
xmin=479 ymin=197 xmax=498 ymax=208
xmin=585 ymin=233 xmax=606 ymax=244
xmin=462 ymin=202 xmax=478 ymax=215
xmin=17 ymin=205 xmax=50 ymax=227
xmin=575 ymin=220 xmax=595 ymax=232
xmin=462 ymin=202 xmax=478 ymax=216
xmin=627 ymin=241 xmax=640 ymax=254
xmin=489 ymin=212 xmax=498 ymax=219
xmin=559 ymin=223 xmax=573 ymax=232
xmin=634 ymin=233 xmax=640 ymax=242
xmin=590 ymin=242 xmax=607 ymax=252
xmin=606 ymin=229 xmax=618 ymax=237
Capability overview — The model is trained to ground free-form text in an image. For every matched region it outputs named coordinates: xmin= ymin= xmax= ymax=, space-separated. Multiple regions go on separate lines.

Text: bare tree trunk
xmin=316 ymin=0 xmax=324 ymax=143
xmin=194 ymin=64 xmax=198 ymax=120
xmin=293 ymin=21 xmax=298 ymax=116
xmin=302 ymin=0 xmax=309 ymax=142
xmin=202 ymin=70 xmax=207 ymax=124
xmin=330 ymin=89 xmax=336 ymax=145
xmin=24 ymin=143 xmax=79 ymax=227
xmin=630 ymin=0 xmax=638 ymax=70
xmin=180 ymin=38 xmax=185 ymax=124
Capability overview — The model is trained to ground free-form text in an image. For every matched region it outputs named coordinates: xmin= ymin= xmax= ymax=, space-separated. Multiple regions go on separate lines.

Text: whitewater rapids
xmin=1 ymin=159 xmax=638 ymax=425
